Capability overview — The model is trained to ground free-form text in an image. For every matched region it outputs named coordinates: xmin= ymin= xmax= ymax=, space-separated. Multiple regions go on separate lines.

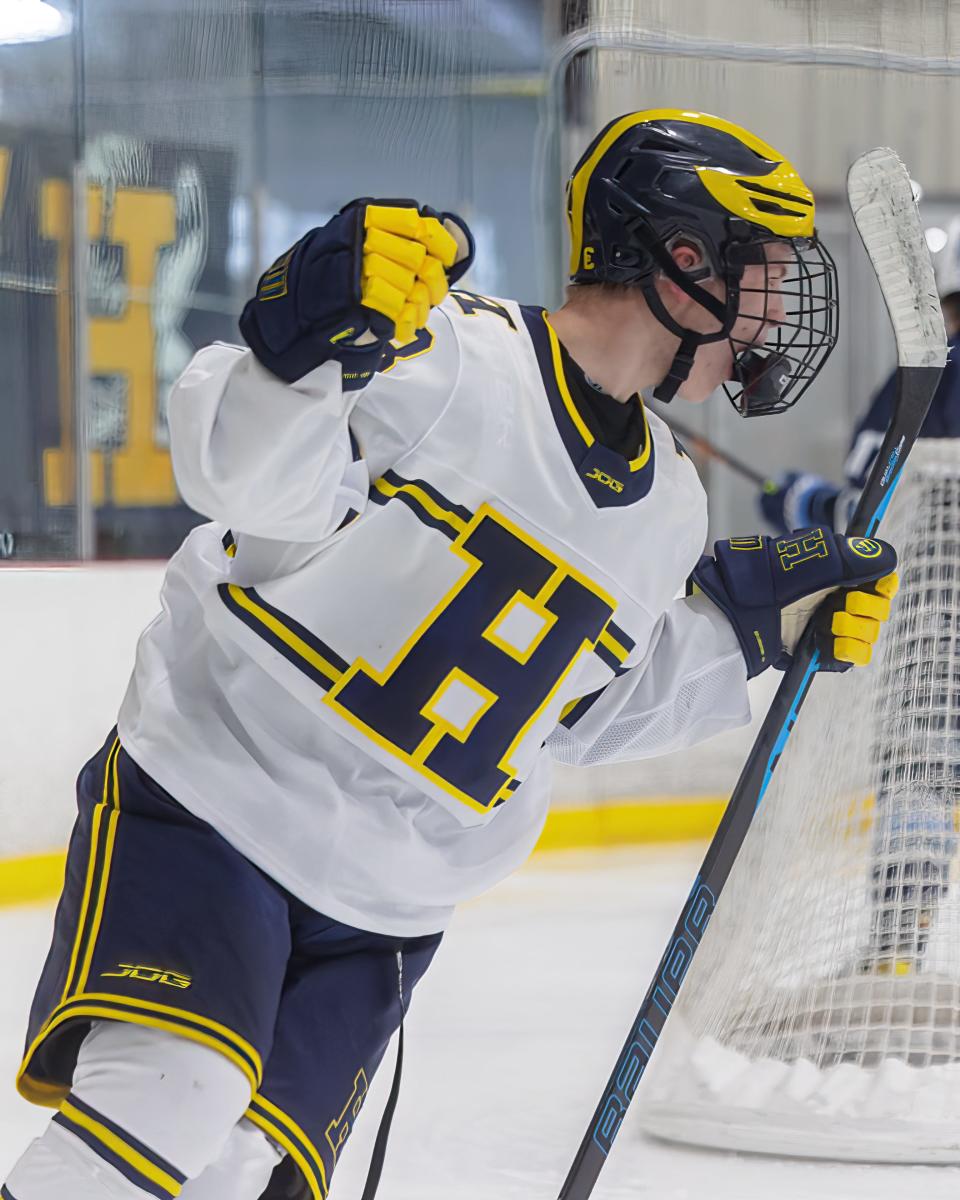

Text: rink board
xmin=0 ymin=566 xmax=770 ymax=903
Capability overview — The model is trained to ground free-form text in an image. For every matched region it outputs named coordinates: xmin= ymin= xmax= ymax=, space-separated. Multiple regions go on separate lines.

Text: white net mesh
xmin=640 ymin=439 xmax=960 ymax=1163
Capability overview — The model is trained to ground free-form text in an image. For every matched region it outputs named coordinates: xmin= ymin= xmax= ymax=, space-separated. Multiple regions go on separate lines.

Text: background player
xmin=4 ymin=111 xmax=897 ymax=1200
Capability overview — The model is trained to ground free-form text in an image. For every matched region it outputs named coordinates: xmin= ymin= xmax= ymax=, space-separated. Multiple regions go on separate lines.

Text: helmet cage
xmin=722 ymin=233 xmax=838 ymax=417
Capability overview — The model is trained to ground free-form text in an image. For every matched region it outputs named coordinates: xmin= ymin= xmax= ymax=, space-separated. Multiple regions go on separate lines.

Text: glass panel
xmin=4 ymin=0 xmax=959 ymax=559
xmin=0 ymin=13 xmax=79 ymax=560
xmin=1 ymin=0 xmax=548 ymax=561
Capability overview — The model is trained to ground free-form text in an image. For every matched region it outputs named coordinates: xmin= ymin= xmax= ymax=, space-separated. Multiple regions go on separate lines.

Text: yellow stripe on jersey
xmin=597 ymin=627 xmax=630 ymax=664
xmin=225 ymin=585 xmax=344 ymax=685
xmin=542 ymin=312 xmax=593 ymax=448
xmin=372 ymin=476 xmax=468 ymax=536
xmin=541 ymin=313 xmax=652 ymax=473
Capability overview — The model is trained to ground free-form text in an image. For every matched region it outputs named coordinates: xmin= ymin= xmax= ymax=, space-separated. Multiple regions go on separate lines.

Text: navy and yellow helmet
xmin=565 ymin=109 xmax=838 ymax=416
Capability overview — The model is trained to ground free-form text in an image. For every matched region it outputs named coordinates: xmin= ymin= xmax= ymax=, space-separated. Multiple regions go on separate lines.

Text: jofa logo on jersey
xmin=101 ymin=964 xmax=192 ymax=989
xmin=584 ymin=467 xmax=624 ymax=494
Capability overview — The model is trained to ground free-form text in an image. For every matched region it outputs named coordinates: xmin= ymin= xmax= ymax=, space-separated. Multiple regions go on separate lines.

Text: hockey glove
xmin=239 ymin=198 xmax=474 ymax=387
xmin=759 ymin=471 xmax=840 ymax=534
xmin=692 ymin=527 xmax=899 ymax=678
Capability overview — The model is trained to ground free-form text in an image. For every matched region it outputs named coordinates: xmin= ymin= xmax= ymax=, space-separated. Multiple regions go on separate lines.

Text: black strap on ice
xmin=257 ymin=952 xmax=408 ymax=1200
xmin=359 ymin=950 xmax=406 ymax=1200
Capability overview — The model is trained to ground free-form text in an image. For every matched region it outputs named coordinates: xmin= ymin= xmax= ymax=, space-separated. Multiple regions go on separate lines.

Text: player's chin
xmin=677 ymin=349 xmax=735 ymax=403
xmin=677 ymin=372 xmax=726 ymax=404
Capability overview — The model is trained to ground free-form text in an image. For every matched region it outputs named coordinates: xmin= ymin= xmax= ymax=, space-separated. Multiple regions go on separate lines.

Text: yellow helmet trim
xmin=566 ymin=108 xmax=815 ymax=276
xmin=696 ymin=161 xmax=814 ymax=239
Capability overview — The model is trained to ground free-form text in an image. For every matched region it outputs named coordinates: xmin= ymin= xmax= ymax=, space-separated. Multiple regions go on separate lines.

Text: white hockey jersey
xmin=118 ymin=292 xmax=750 ymax=935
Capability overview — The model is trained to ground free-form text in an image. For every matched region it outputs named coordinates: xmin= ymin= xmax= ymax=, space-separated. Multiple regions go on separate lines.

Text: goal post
xmin=638 ymin=440 xmax=960 ymax=1163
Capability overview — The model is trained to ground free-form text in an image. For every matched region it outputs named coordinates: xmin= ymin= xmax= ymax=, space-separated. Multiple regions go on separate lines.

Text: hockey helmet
xmin=566 ymin=109 xmax=838 ymax=416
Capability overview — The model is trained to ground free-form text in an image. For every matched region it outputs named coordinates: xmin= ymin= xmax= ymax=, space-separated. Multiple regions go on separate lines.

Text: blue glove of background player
xmin=760 ymin=471 xmax=840 ymax=534
xmin=692 ymin=528 xmax=899 ymax=678
xmin=239 ymin=198 xmax=474 ymax=388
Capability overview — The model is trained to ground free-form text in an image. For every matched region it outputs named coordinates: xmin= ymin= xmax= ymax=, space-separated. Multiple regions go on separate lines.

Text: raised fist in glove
xmin=692 ymin=527 xmax=899 ymax=678
xmin=239 ymin=198 xmax=474 ymax=387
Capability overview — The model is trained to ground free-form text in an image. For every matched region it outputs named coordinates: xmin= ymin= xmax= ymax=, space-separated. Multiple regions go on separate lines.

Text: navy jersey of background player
xmin=846 ymin=328 xmax=960 ymax=484
xmin=761 ymin=326 xmax=960 ymax=534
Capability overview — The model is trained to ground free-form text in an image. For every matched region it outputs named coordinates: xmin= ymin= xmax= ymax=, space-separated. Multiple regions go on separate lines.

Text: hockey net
xmin=640 ymin=439 xmax=960 ymax=1163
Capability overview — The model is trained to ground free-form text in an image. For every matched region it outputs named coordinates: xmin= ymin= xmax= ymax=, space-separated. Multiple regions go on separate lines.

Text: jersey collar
xmin=521 ymin=306 xmax=656 ymax=508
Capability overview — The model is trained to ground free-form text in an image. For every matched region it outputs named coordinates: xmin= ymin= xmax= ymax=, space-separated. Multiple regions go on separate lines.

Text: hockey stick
xmin=654 ymin=412 xmax=773 ymax=489
xmin=557 ymin=148 xmax=947 ymax=1200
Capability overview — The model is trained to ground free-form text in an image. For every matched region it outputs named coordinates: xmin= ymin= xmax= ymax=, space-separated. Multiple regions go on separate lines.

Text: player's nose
xmin=765 ymin=288 xmax=787 ymax=329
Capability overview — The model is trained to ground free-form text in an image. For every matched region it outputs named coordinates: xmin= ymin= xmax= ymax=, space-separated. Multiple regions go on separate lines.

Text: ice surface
xmin=1 ymin=847 xmax=958 ymax=1198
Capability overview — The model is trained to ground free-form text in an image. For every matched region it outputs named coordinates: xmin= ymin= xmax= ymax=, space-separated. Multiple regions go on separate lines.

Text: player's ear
xmin=670 ymin=241 xmax=702 ymax=273
xmin=658 ymin=239 xmax=711 ymax=301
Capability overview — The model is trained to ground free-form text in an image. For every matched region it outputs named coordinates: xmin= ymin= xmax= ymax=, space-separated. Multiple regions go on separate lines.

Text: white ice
xmin=3 ymin=844 xmax=960 ymax=1199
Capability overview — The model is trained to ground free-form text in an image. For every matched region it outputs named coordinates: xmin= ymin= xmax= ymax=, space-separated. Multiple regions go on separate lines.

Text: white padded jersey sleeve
xmin=168 ymin=343 xmax=368 ymax=543
xmin=547 ymin=591 xmax=750 ymax=767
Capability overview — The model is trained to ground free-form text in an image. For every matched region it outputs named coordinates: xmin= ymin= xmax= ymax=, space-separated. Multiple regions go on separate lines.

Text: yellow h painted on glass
xmin=43 ymin=181 xmax=177 ymax=507
xmin=0 ymin=147 xmax=9 ymax=214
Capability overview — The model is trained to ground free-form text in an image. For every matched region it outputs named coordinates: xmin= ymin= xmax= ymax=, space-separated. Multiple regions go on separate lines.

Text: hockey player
xmin=5 ymin=110 xmax=899 ymax=1200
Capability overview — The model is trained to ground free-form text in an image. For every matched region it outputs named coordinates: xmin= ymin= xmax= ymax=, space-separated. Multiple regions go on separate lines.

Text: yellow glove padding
xmin=360 ymin=204 xmax=460 ymax=347
xmin=831 ymin=570 xmax=899 ymax=667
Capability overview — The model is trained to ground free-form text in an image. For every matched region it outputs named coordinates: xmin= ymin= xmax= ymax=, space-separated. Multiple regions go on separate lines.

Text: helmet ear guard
xmin=642 ymin=225 xmax=745 ymax=404
xmin=662 ymin=231 xmax=716 ymax=283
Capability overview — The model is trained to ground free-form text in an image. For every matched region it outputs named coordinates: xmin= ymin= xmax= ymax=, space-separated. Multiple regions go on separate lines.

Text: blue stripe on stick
xmin=866 ymin=469 xmax=902 ymax=536
xmin=759 ymin=649 xmax=821 ymax=803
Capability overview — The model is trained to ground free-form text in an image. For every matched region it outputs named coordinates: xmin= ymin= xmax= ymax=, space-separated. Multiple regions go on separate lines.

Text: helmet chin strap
xmin=652 ymin=333 xmax=701 ymax=403
xmin=638 ymin=238 xmax=739 ymax=404
xmin=643 ymin=278 xmax=734 ymax=404
xmin=653 ymin=340 xmax=791 ymax=409
xmin=641 ymin=240 xmax=791 ymax=412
